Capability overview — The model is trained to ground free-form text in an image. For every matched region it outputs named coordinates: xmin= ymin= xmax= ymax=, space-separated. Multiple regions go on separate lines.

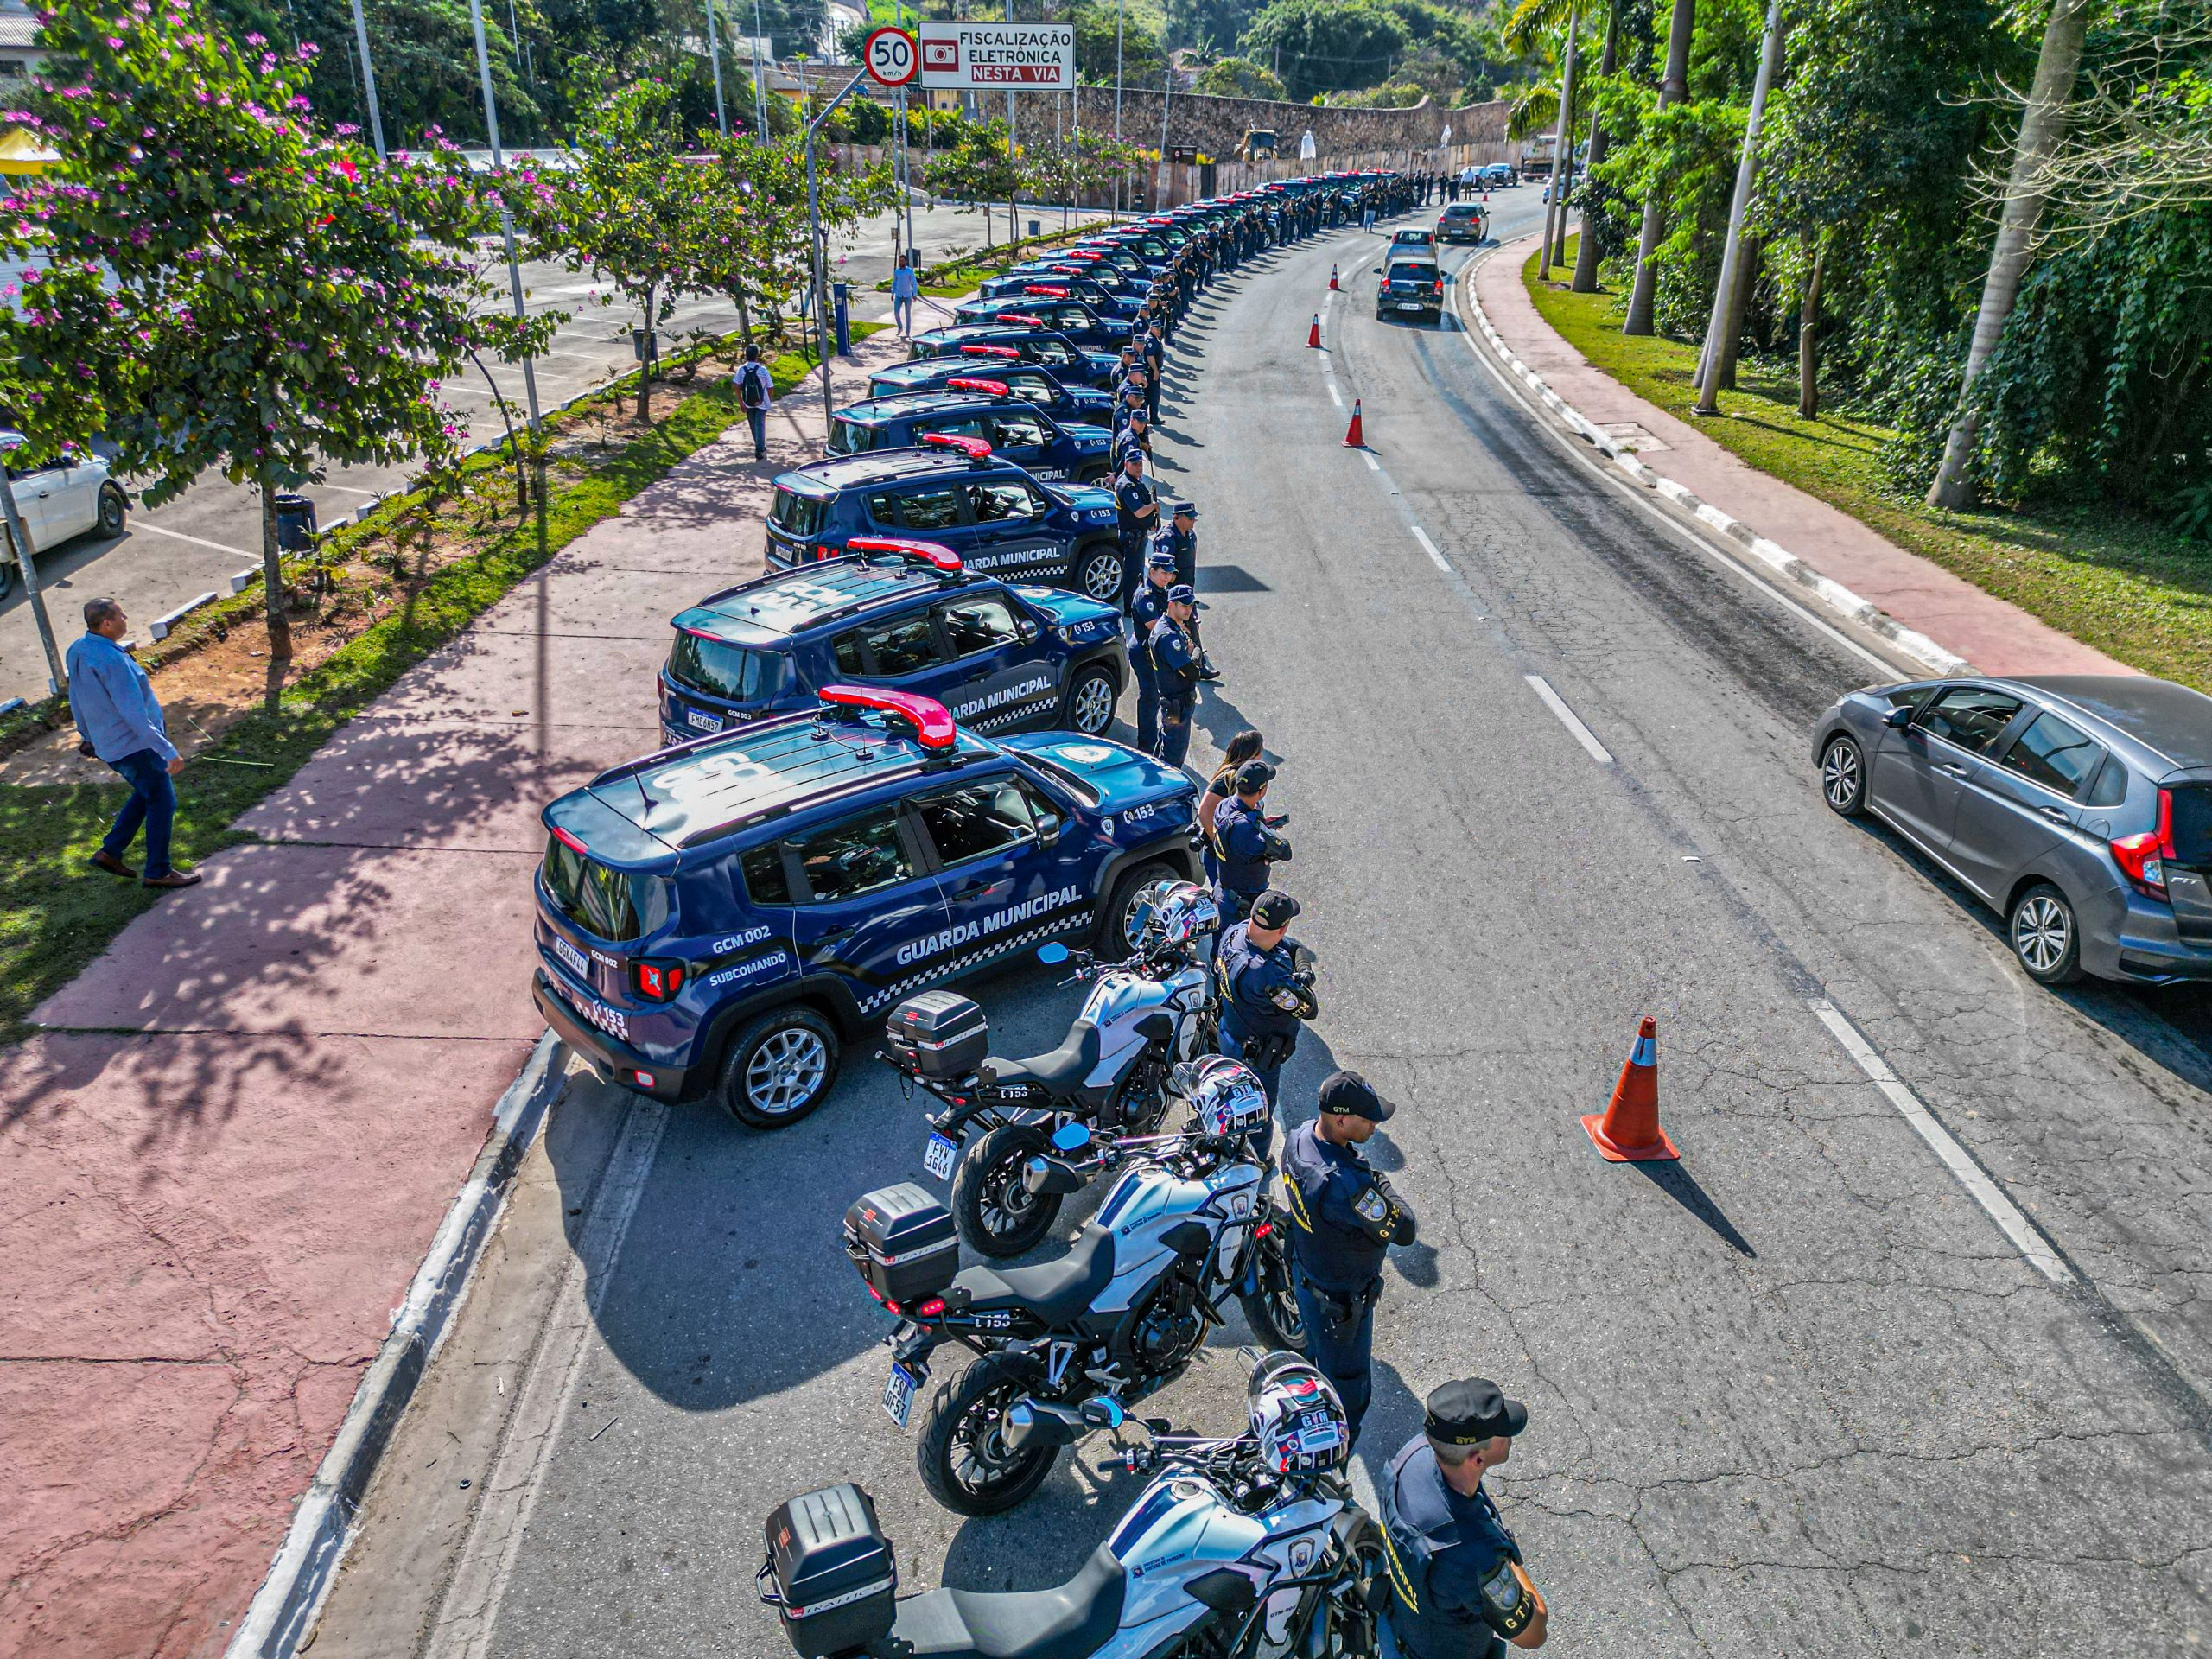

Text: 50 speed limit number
xmin=863 ymin=26 xmax=918 ymax=86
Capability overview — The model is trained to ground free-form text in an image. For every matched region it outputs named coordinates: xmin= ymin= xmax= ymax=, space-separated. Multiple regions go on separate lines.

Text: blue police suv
xmin=976 ymin=265 xmax=1141 ymax=320
xmin=765 ymin=435 xmax=1129 ymax=604
xmin=946 ymin=291 xmax=1131 ymax=350
xmin=827 ymin=384 xmax=1116 ymax=484
xmin=533 ymin=685 xmax=1202 ymax=1127
xmin=658 ymin=537 xmax=1125 ymax=747
xmin=865 ymin=348 xmax=1116 ymax=425
xmin=908 ymin=321 xmax=1121 ymax=389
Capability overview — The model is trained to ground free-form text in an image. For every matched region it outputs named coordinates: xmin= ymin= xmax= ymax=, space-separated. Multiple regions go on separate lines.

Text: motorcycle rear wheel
xmin=916 ymin=1357 xmax=1059 ymax=1516
xmin=951 ymin=1122 xmax=1062 ymax=1258
xmin=1237 ymin=1224 xmax=1306 ymax=1353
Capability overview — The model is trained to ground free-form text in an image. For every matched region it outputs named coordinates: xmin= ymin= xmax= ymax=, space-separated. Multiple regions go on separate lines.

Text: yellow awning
xmin=0 ymin=127 xmax=60 ymax=175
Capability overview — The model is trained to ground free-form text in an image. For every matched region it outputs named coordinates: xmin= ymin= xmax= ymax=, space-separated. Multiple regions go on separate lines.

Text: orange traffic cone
xmin=1582 ymin=1017 xmax=1679 ymax=1162
xmin=1307 ymin=314 xmax=1322 ymax=348
xmin=1329 ymin=264 xmax=1340 ymax=290
xmin=1342 ymin=399 xmax=1364 ymax=447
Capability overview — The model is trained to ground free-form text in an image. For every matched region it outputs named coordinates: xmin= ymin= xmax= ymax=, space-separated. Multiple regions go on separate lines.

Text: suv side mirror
xmin=1035 ymin=813 xmax=1064 ymax=847
xmin=1885 ymin=705 xmax=1915 ymax=728
xmin=1016 ymin=618 xmax=1041 ymax=643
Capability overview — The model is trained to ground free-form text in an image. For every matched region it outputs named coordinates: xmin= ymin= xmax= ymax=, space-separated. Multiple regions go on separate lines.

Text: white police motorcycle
xmin=881 ymin=880 xmax=1223 ymax=1257
xmin=842 ymin=1059 xmax=1305 ymax=1516
xmin=760 ymin=1353 xmax=1385 ymax=1659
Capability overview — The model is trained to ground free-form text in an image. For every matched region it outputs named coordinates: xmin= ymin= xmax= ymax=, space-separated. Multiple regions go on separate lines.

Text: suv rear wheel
xmin=717 ymin=1004 xmax=841 ymax=1128
xmin=1073 ymin=542 xmax=1124 ymax=605
xmin=1062 ymin=664 xmax=1117 ymax=736
xmin=1097 ymin=858 xmax=1178 ymax=954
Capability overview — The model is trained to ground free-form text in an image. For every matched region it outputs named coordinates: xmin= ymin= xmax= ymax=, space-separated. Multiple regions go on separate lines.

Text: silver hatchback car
xmin=1813 ymin=675 xmax=2212 ymax=985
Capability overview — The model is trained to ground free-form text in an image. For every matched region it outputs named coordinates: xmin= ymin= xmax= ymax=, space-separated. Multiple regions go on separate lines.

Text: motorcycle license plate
xmin=923 ymin=1132 xmax=958 ymax=1181
xmin=882 ymin=1362 xmax=920 ymax=1429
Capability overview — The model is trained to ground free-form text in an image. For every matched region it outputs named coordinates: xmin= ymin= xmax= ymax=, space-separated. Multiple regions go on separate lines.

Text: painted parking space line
xmin=1809 ymin=1000 xmax=2074 ymax=1285
xmin=126 ymin=520 xmax=260 ymax=558
xmin=1524 ymin=673 xmax=1613 ymax=765
xmin=1411 ymin=527 xmax=1450 ymax=572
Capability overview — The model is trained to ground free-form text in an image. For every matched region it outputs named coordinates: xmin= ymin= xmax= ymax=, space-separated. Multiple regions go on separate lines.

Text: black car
xmin=1376 ymin=254 xmax=1444 ymax=322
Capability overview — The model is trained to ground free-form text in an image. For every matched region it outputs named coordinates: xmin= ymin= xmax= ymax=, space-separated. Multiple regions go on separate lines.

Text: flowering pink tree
xmin=0 ymin=0 xmax=556 ymax=677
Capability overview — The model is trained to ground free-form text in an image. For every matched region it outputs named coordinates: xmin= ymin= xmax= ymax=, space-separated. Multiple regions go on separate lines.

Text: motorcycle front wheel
xmin=1301 ymin=1516 xmax=1388 ymax=1658
xmin=916 ymin=1357 xmax=1059 ymax=1516
xmin=951 ymin=1122 xmax=1062 ymax=1258
xmin=1237 ymin=1223 xmax=1306 ymax=1353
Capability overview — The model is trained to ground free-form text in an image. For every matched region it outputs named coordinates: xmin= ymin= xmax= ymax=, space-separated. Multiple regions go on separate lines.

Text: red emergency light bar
xmin=995 ymin=313 xmax=1047 ymax=327
xmin=1020 ymin=285 xmax=1070 ymax=297
xmin=818 ymin=683 xmax=957 ymax=751
xmin=958 ymin=344 xmax=1020 ymax=358
xmin=944 ymin=377 xmax=1011 ymax=397
xmin=844 ymin=535 xmax=963 ymax=572
xmin=919 ymin=432 xmax=994 ymax=461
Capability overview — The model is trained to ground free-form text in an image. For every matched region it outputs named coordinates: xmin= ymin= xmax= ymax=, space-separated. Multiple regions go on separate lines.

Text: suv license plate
xmin=883 ymin=1362 xmax=919 ymax=1428
xmin=551 ymin=934 xmax=589 ymax=980
xmin=923 ymin=1132 xmax=958 ymax=1181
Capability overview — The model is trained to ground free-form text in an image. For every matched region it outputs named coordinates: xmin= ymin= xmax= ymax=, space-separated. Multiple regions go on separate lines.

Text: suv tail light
xmin=2113 ymin=788 xmax=2176 ymax=899
xmin=633 ymin=958 xmax=687 ymax=1001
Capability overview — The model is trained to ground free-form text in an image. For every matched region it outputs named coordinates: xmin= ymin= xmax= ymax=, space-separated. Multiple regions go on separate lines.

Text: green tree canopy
xmin=1193 ymin=54 xmax=1288 ymax=98
xmin=1237 ymin=0 xmax=1412 ymax=99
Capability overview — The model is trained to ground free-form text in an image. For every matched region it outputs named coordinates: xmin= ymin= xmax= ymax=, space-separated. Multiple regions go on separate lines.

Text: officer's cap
xmin=1424 ymin=1378 xmax=1528 ymax=1446
xmin=1166 ymin=582 xmax=1198 ymax=606
xmin=1317 ymin=1069 xmax=1396 ymax=1122
xmin=1146 ymin=546 xmax=1179 ymax=570
xmin=1129 ymin=406 xmax=1149 ymax=422
xmin=1234 ymin=758 xmax=1275 ymax=792
xmin=1171 ymin=500 xmax=1197 ymax=520
xmin=1122 ymin=449 xmax=1144 ymax=466
xmin=1249 ymin=888 xmax=1300 ymax=928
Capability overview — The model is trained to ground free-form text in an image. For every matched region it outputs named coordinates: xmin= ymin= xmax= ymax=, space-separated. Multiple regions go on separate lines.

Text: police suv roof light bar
xmin=1021 ymin=285 xmax=1071 ymax=298
xmin=959 ymin=344 xmax=1020 ymax=359
xmin=817 ymin=683 xmax=957 ymax=751
xmin=944 ymin=377 xmax=1011 ymax=398
xmin=918 ymin=432 xmax=994 ymax=464
xmin=843 ymin=535 xmax=963 ymax=574
xmin=995 ymin=314 xmax=1047 ymax=327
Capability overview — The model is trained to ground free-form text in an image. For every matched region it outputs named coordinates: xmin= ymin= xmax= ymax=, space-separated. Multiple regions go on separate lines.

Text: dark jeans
xmin=744 ymin=407 xmax=767 ymax=459
xmin=1294 ymin=1270 xmax=1377 ymax=1444
xmin=104 ymin=747 xmax=176 ymax=875
xmin=1129 ymin=654 xmax=1160 ymax=753
xmin=1154 ymin=695 xmax=1192 ymax=769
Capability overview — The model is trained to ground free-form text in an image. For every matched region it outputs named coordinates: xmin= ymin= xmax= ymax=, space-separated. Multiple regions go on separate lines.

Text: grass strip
xmin=1522 ymin=239 xmax=2212 ymax=690
xmin=0 ymin=329 xmax=874 ymax=1043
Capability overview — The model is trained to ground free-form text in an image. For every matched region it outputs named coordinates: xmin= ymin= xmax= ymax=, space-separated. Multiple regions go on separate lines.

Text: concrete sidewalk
xmin=0 ymin=334 xmax=909 ymax=1659
xmin=1471 ymin=234 xmax=2128 ymax=678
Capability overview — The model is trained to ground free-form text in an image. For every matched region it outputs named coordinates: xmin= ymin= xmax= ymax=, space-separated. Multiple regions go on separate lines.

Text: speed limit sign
xmin=863 ymin=26 xmax=918 ymax=86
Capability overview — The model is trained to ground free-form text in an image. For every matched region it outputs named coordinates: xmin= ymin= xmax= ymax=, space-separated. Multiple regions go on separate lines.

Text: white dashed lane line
xmin=1363 ymin=452 xmax=1380 ymax=472
xmin=1809 ymin=1000 xmax=2075 ymax=1285
xmin=1523 ymin=673 xmax=1614 ymax=765
xmin=1328 ymin=383 xmax=1344 ymax=408
xmin=1411 ymin=527 xmax=1451 ymax=572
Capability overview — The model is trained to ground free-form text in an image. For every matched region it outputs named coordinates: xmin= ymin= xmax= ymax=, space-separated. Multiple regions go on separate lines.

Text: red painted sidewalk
xmin=0 ymin=338 xmax=906 ymax=1659
xmin=1471 ymin=235 xmax=2130 ymax=678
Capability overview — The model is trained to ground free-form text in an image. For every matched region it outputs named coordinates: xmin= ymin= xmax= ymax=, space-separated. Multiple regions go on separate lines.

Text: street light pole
xmin=0 ymin=434 xmax=65 ymax=695
xmin=705 ymin=0 xmax=729 ymax=137
xmin=468 ymin=0 xmax=543 ymax=435
xmin=1113 ymin=0 xmax=1123 ymax=218
xmin=806 ymin=68 xmax=874 ymax=430
xmin=752 ymin=0 xmax=772 ymax=138
xmin=348 ymin=0 xmax=385 ymax=160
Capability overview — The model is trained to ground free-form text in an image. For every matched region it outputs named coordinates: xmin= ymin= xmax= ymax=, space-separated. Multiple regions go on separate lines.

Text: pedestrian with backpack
xmin=736 ymin=345 xmax=772 ymax=461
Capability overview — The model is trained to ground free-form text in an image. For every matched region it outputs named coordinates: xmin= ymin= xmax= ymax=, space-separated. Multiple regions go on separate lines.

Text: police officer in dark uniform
xmin=1141 ymin=322 xmax=1166 ymax=416
xmin=1281 ymin=1070 xmax=1416 ymax=1445
xmin=1147 ymin=582 xmax=1204 ymax=766
xmin=1379 ymin=1381 xmax=1549 ymax=1656
xmin=1212 ymin=759 xmax=1290 ymax=923
xmin=1112 ymin=406 xmax=1154 ymax=472
xmin=1113 ymin=449 xmax=1158 ymax=608
xmin=1127 ymin=545 xmax=1175 ymax=753
xmin=1214 ymin=887 xmax=1308 ymax=1114
xmin=1154 ymin=498 xmax=1198 ymax=586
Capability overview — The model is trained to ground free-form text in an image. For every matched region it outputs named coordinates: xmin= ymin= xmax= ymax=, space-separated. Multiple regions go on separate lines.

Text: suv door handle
xmin=1936 ymin=762 xmax=1969 ymax=778
xmin=2037 ymin=805 xmax=2071 ymax=823
xmin=818 ymin=923 xmax=852 ymax=941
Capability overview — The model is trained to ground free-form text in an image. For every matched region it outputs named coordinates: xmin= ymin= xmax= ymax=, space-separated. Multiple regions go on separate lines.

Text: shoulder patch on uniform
xmin=1482 ymin=1560 xmax=1532 ymax=1631
xmin=1354 ymin=1185 xmax=1390 ymax=1224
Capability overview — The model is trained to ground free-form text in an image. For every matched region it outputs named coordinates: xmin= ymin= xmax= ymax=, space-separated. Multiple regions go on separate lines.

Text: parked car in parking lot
xmin=0 ymin=451 xmax=128 ymax=596
xmin=1815 ymin=674 xmax=2212 ymax=985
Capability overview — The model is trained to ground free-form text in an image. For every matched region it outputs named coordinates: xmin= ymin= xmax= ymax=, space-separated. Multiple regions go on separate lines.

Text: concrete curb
xmin=1459 ymin=248 xmax=1971 ymax=678
xmin=149 ymin=589 xmax=219 ymax=641
xmin=224 ymin=1031 xmax=572 ymax=1659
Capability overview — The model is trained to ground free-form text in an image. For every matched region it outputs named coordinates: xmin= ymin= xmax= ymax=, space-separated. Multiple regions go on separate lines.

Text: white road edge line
xmin=426 ymin=1095 xmax=672 ymax=1659
xmin=1411 ymin=527 xmax=1450 ymax=571
xmin=1363 ymin=452 xmax=1380 ymax=472
xmin=1328 ymin=383 xmax=1344 ymax=409
xmin=1523 ymin=673 xmax=1613 ymax=765
xmin=1809 ymin=999 xmax=2074 ymax=1285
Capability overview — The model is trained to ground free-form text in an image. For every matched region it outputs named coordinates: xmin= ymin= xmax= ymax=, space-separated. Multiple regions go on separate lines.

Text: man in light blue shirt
xmin=66 ymin=597 xmax=200 ymax=889
xmin=890 ymin=252 xmax=920 ymax=337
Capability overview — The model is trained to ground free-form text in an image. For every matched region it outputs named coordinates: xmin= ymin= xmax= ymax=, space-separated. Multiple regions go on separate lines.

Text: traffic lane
xmin=1383 ymin=240 xmax=2212 ymax=1401
xmin=1176 ymin=226 xmax=2211 ymax=1653
xmin=474 ymin=961 xmax=1287 ymax=1659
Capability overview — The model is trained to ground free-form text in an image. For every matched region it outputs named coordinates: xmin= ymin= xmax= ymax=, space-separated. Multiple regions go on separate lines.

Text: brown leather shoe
xmin=90 ymin=850 xmax=137 ymax=879
xmin=142 ymin=868 xmax=203 ymax=890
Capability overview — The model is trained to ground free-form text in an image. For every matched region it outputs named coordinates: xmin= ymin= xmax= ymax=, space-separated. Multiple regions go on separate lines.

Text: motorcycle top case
xmin=764 ymin=1482 xmax=898 ymax=1659
xmin=843 ymin=1182 xmax=961 ymax=1307
xmin=884 ymin=990 xmax=990 ymax=1082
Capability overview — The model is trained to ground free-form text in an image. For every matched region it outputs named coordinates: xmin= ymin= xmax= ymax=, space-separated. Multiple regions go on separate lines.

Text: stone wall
xmin=1009 ymin=86 xmax=1509 ymax=164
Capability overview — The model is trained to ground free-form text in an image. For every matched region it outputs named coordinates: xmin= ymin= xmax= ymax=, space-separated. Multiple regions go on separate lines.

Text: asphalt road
xmin=0 ymin=198 xmax=1099 ymax=703
xmin=318 ymin=189 xmax=2212 ymax=1659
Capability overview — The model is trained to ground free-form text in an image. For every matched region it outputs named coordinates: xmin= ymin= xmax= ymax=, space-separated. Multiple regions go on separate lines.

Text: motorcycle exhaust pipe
xmin=1002 ymin=1398 xmax=1088 ymax=1452
xmin=1021 ymin=1155 xmax=1088 ymax=1197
